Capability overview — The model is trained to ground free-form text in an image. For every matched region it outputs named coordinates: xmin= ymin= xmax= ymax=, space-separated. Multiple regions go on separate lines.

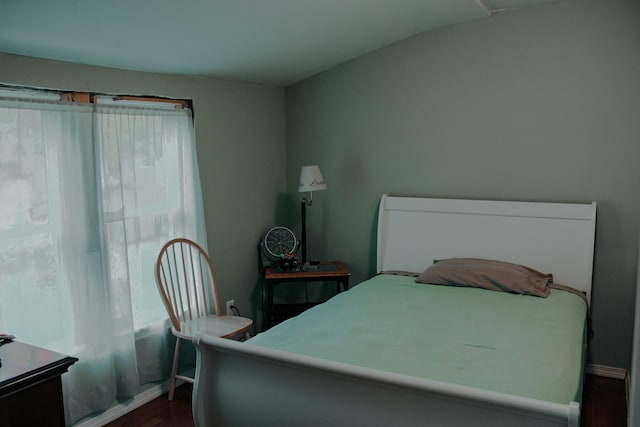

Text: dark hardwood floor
xmin=105 ymin=384 xmax=194 ymax=427
xmin=581 ymin=375 xmax=628 ymax=427
xmin=106 ymin=374 xmax=627 ymax=426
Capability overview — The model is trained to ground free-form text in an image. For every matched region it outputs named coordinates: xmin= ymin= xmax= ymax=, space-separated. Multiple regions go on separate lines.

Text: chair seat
xmin=173 ymin=315 xmax=253 ymax=340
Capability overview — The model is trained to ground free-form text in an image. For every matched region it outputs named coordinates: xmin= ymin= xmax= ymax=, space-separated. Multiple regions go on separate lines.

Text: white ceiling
xmin=0 ymin=0 xmax=565 ymax=86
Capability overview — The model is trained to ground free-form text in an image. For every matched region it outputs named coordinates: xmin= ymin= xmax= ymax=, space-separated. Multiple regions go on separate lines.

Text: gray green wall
xmin=285 ymin=0 xmax=640 ymax=369
xmin=0 ymin=52 xmax=286 ymax=327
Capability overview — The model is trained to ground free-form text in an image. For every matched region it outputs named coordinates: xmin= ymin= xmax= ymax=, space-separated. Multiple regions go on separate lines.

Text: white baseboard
xmin=586 ymin=363 xmax=628 ymax=380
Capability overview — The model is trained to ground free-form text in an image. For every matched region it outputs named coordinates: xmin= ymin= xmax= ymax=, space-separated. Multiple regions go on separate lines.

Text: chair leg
xmin=168 ymin=337 xmax=182 ymax=401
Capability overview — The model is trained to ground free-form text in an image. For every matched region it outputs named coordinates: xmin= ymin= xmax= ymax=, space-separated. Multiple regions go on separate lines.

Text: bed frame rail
xmin=193 ymin=334 xmax=579 ymax=427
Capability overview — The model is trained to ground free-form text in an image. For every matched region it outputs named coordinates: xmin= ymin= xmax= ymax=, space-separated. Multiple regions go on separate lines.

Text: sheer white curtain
xmin=0 ymin=97 xmax=206 ymax=424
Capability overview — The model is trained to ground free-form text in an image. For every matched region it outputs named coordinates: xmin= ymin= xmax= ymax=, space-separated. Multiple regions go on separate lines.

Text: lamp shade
xmin=298 ymin=165 xmax=327 ymax=192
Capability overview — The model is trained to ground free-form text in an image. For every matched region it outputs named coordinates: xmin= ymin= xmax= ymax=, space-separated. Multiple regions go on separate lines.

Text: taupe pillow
xmin=415 ymin=258 xmax=552 ymax=297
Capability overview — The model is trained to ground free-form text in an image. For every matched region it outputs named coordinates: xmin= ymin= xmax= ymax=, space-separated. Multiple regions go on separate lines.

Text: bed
xmin=192 ymin=194 xmax=596 ymax=427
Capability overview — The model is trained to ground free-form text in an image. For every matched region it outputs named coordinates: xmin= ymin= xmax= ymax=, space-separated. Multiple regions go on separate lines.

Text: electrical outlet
xmin=226 ymin=299 xmax=235 ymax=316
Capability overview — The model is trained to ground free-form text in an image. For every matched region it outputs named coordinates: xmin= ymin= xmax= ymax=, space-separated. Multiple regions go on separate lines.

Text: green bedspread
xmin=248 ymin=274 xmax=587 ymax=404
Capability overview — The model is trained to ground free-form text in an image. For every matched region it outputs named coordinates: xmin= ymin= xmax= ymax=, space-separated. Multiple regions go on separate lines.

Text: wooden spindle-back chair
xmin=155 ymin=238 xmax=252 ymax=400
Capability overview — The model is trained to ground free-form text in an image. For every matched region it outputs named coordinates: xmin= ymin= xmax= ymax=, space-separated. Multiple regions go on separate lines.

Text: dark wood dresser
xmin=0 ymin=340 xmax=77 ymax=426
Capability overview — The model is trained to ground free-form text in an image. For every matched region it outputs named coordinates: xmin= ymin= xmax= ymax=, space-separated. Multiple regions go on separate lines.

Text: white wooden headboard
xmin=376 ymin=195 xmax=596 ymax=302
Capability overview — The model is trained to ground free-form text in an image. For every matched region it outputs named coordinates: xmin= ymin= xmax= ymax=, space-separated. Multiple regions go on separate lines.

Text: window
xmin=0 ymin=101 xmax=72 ymax=346
xmin=0 ymin=86 xmax=205 ymax=424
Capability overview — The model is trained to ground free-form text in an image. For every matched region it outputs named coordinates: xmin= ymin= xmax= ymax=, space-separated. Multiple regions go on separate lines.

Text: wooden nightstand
xmin=262 ymin=260 xmax=350 ymax=330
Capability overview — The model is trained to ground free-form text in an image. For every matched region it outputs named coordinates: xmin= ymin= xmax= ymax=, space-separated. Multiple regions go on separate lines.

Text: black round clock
xmin=262 ymin=226 xmax=298 ymax=261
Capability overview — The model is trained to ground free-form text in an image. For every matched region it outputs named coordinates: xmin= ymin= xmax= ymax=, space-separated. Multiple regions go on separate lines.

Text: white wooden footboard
xmin=193 ymin=334 xmax=580 ymax=427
